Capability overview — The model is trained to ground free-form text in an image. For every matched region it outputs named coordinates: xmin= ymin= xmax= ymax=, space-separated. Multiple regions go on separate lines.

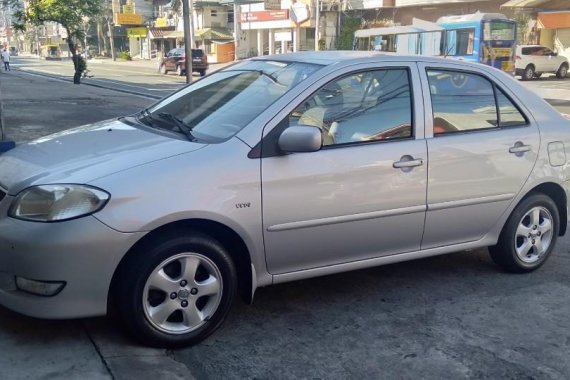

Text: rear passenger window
xmin=427 ymin=70 xmax=527 ymax=135
xmin=496 ymin=89 xmax=527 ymax=127
xmin=428 ymin=70 xmax=497 ymax=135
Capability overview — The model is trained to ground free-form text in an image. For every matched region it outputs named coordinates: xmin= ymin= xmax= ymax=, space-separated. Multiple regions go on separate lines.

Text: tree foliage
xmin=12 ymin=0 xmax=103 ymax=83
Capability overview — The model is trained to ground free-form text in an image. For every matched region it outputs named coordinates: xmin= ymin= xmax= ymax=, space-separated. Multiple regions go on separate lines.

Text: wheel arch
xmin=524 ymin=182 xmax=567 ymax=236
xmin=108 ymin=218 xmax=255 ymax=313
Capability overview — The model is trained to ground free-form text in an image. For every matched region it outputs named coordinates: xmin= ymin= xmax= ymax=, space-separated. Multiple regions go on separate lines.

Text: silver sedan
xmin=0 ymin=51 xmax=569 ymax=347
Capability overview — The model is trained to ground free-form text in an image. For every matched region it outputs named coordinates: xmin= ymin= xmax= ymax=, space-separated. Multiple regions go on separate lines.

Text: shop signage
xmin=115 ymin=13 xmax=143 ymax=25
xmin=155 ymin=18 xmax=175 ymax=27
xmin=127 ymin=27 xmax=148 ymax=38
xmin=290 ymin=0 xmax=310 ymax=25
xmin=241 ymin=10 xmax=289 ymax=22
xmin=122 ymin=4 xmax=135 ymax=14
xmin=275 ymin=31 xmax=292 ymax=41
xmin=362 ymin=0 xmax=384 ymax=9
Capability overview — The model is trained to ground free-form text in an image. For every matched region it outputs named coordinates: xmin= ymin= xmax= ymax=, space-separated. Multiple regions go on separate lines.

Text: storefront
xmin=537 ymin=11 xmax=570 ymax=60
xmin=238 ymin=0 xmax=316 ymax=58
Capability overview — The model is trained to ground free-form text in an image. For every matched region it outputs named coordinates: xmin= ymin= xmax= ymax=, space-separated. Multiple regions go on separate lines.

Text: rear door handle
xmin=509 ymin=143 xmax=531 ymax=154
xmin=393 ymin=156 xmax=424 ymax=169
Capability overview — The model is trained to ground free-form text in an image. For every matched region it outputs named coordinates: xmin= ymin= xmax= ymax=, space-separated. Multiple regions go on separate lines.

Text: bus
xmin=354 ymin=12 xmax=517 ymax=73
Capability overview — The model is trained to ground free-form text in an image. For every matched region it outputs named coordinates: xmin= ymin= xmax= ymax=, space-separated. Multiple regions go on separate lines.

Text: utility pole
xmin=314 ymin=0 xmax=320 ymax=51
xmin=233 ymin=0 xmax=239 ymax=60
xmin=182 ymin=0 xmax=193 ymax=84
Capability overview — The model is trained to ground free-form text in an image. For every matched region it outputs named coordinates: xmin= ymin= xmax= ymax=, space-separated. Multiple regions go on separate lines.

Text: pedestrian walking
xmin=1 ymin=49 xmax=10 ymax=71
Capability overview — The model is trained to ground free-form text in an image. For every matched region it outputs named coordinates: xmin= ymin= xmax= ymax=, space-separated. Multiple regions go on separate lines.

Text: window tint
xmin=427 ymin=70 xmax=498 ymax=134
xmin=496 ymin=88 xmax=527 ymax=127
xmin=289 ymin=69 xmax=413 ymax=146
xmin=146 ymin=60 xmax=322 ymax=143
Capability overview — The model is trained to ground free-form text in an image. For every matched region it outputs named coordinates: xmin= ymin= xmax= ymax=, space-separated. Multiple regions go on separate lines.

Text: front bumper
xmin=0 ymin=209 xmax=144 ymax=319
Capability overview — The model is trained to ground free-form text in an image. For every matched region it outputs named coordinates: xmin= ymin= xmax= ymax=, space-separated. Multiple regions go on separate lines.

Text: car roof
xmin=253 ymin=50 xmax=490 ymax=69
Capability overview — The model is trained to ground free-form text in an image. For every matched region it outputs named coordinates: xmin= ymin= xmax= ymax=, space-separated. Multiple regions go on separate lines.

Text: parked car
xmin=1 ymin=52 xmax=569 ymax=348
xmin=515 ymin=44 xmax=569 ymax=80
xmin=159 ymin=48 xmax=208 ymax=77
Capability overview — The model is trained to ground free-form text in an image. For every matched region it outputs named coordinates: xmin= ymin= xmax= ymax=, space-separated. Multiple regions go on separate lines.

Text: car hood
xmin=0 ymin=118 xmax=206 ymax=194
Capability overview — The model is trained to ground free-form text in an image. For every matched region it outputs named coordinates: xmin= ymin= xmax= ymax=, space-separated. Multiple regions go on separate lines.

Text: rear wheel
xmin=556 ymin=63 xmax=568 ymax=79
xmin=199 ymin=69 xmax=206 ymax=77
xmin=489 ymin=193 xmax=559 ymax=273
xmin=114 ymin=231 xmax=237 ymax=348
xmin=522 ymin=65 xmax=535 ymax=81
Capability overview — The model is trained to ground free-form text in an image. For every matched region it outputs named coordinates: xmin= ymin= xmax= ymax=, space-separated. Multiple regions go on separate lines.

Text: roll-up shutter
xmin=555 ymin=28 xmax=570 ymax=61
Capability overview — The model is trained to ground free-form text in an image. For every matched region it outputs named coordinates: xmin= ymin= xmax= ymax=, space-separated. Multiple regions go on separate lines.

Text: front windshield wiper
xmin=156 ymin=112 xmax=197 ymax=142
xmin=139 ymin=110 xmax=197 ymax=142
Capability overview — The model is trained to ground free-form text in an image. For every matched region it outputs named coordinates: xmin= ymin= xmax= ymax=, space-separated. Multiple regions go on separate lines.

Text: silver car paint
xmin=0 ymin=119 xmax=206 ymax=193
xmin=0 ymin=52 xmax=569 ymax=319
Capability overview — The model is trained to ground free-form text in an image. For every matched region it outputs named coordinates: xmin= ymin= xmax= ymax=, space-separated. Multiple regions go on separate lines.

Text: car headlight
xmin=9 ymin=185 xmax=110 ymax=222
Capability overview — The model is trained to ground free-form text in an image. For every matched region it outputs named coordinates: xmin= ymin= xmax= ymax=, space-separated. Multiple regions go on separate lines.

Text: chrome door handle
xmin=509 ymin=144 xmax=531 ymax=154
xmin=393 ymin=157 xmax=424 ymax=169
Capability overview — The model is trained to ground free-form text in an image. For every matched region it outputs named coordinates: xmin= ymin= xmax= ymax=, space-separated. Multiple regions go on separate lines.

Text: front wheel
xmin=489 ymin=193 xmax=559 ymax=273
xmin=114 ymin=231 xmax=237 ymax=348
xmin=557 ymin=64 xmax=568 ymax=79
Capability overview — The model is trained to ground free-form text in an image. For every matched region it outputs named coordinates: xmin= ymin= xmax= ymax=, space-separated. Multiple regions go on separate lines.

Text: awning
xmin=148 ymin=27 xmax=175 ymax=39
xmin=195 ymin=27 xmax=234 ymax=40
xmin=538 ymin=11 xmax=570 ymax=29
xmin=153 ymin=27 xmax=235 ymax=40
xmin=501 ymin=0 xmax=551 ymax=8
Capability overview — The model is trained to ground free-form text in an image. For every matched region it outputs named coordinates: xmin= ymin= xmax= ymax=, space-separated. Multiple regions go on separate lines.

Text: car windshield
xmin=141 ymin=60 xmax=322 ymax=143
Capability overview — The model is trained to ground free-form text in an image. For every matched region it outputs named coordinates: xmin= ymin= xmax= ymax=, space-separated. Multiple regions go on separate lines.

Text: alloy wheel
xmin=514 ymin=206 xmax=553 ymax=264
xmin=142 ymin=253 xmax=223 ymax=334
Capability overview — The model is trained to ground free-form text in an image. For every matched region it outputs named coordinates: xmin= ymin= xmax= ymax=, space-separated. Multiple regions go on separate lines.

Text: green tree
xmin=338 ymin=16 xmax=362 ymax=50
xmin=12 ymin=0 xmax=103 ymax=84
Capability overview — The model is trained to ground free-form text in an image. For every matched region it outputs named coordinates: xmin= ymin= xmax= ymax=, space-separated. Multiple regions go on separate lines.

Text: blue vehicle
xmin=354 ymin=12 xmax=517 ymax=73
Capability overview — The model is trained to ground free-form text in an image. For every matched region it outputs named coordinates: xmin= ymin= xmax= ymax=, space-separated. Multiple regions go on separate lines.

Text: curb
xmin=13 ymin=68 xmax=162 ymax=100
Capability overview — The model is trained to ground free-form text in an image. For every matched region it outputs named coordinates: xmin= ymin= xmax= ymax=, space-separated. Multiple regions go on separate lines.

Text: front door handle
xmin=509 ymin=142 xmax=531 ymax=155
xmin=393 ymin=155 xmax=424 ymax=170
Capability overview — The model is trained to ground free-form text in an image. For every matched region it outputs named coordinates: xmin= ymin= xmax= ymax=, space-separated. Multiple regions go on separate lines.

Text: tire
xmin=556 ymin=63 xmax=568 ymax=79
xmin=176 ymin=65 xmax=184 ymax=76
xmin=522 ymin=65 xmax=535 ymax=81
xmin=114 ymin=230 xmax=237 ymax=348
xmin=533 ymin=72 xmax=542 ymax=79
xmin=199 ymin=69 xmax=206 ymax=77
xmin=489 ymin=193 xmax=559 ymax=273
xmin=159 ymin=64 xmax=167 ymax=75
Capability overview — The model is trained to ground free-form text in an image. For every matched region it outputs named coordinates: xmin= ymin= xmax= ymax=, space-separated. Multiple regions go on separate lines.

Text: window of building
xmin=289 ymin=69 xmax=413 ymax=147
xmin=211 ymin=10 xmax=218 ymax=17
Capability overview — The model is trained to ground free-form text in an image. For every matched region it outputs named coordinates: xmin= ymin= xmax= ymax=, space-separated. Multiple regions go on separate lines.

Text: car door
xmin=261 ymin=63 xmax=428 ymax=275
xmin=541 ymin=47 xmax=558 ymax=72
xmin=418 ymin=63 xmax=539 ymax=249
xmin=166 ymin=49 xmax=178 ymax=70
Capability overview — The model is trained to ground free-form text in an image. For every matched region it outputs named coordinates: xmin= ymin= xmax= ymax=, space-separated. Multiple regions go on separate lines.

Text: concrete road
xmin=2 ymin=68 xmax=570 ymax=379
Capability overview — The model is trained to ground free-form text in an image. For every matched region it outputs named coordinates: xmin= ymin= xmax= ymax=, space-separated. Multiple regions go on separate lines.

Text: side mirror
xmin=278 ymin=126 xmax=322 ymax=153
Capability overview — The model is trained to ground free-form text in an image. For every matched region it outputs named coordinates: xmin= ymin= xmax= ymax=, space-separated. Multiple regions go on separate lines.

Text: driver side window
xmin=289 ymin=69 xmax=413 ymax=147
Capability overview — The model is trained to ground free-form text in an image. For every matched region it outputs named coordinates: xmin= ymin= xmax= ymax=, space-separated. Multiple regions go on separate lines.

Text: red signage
xmin=241 ymin=10 xmax=289 ymax=22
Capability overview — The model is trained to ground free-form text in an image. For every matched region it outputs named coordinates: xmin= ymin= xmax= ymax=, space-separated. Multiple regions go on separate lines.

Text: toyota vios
xmin=0 ymin=52 xmax=569 ymax=347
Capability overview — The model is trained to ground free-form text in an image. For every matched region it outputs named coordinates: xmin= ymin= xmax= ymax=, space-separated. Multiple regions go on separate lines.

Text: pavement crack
xmin=82 ymin=321 xmax=117 ymax=380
